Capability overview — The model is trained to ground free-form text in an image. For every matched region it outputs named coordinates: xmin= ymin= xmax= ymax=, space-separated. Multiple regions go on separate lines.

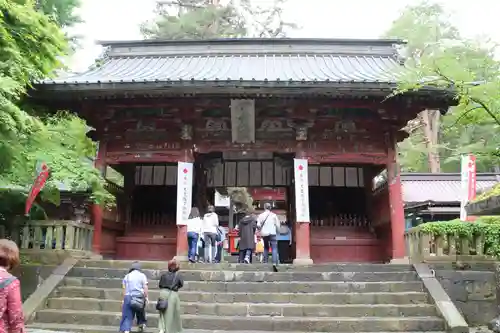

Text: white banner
xmin=176 ymin=162 xmax=193 ymax=225
xmin=294 ymin=158 xmax=310 ymax=222
xmin=460 ymin=154 xmax=477 ymax=221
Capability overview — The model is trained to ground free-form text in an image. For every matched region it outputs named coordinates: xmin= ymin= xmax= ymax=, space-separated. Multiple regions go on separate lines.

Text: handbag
xmin=130 ymin=294 xmax=145 ymax=311
xmin=156 ymin=272 xmax=177 ymax=312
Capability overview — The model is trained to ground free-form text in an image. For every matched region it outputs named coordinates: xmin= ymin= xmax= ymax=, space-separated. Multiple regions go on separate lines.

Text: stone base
xmin=88 ymin=253 xmax=103 ymax=260
xmin=293 ymin=258 xmax=314 ymax=265
xmin=390 ymin=257 xmax=410 ymax=264
xmin=173 ymin=255 xmax=189 ymax=262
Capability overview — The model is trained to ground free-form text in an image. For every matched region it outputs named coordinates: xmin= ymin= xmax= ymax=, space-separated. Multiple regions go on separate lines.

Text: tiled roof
xmin=402 ymin=173 xmax=499 ymax=204
xmin=41 ymin=38 xmax=406 ymax=87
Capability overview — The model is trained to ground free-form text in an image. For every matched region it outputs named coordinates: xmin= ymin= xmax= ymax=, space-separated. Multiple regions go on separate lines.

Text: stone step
xmin=46 ymin=297 xmax=438 ymax=317
xmin=68 ymin=267 xmax=419 ymax=282
xmin=54 ymin=287 xmax=430 ymax=304
xmin=76 ymin=260 xmax=413 ymax=272
xmin=62 ymin=277 xmax=425 ymax=293
xmin=33 ymin=309 xmax=445 ymax=332
xmin=27 ymin=323 xmax=447 ymax=333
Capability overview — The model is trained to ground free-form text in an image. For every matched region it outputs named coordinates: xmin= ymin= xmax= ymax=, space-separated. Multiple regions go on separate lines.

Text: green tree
xmin=36 ymin=0 xmax=83 ymax=48
xmin=141 ymin=0 xmax=296 ymax=39
xmin=385 ymin=1 xmax=500 ymax=172
xmin=35 ymin=0 xmax=82 ymax=29
xmin=0 ymin=0 xmax=113 ymax=213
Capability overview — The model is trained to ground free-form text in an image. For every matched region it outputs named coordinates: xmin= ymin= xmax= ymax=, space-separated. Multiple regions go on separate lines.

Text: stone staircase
xmin=27 ymin=260 xmax=447 ymax=333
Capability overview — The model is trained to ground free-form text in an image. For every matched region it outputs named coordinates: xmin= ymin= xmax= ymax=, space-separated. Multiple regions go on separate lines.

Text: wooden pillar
xmin=293 ymin=140 xmax=313 ymax=265
xmin=175 ymin=124 xmax=193 ymax=262
xmin=387 ymin=139 xmax=406 ymax=261
xmin=92 ymin=141 xmax=106 ymax=255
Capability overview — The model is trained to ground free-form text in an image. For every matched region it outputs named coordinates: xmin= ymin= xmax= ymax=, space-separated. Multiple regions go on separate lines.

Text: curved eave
xmin=465 ymin=195 xmax=500 ymax=216
xmin=31 ymin=80 xmax=454 ymax=103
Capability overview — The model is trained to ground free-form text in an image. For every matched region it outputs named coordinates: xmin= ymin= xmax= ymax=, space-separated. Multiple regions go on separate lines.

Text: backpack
xmin=0 ymin=276 xmax=16 ymax=289
xmin=278 ymin=222 xmax=289 ymax=235
xmin=215 ymin=226 xmax=223 ymax=242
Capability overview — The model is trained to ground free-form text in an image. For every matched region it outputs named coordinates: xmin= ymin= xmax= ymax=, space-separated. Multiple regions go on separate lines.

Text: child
xmin=255 ymin=237 xmax=264 ymax=263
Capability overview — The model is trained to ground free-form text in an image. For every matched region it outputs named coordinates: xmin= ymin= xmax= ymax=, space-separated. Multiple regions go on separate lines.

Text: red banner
xmin=460 ymin=154 xmax=476 ymax=222
xmin=25 ymin=162 xmax=50 ymax=216
xmin=467 ymin=155 xmax=477 ymax=202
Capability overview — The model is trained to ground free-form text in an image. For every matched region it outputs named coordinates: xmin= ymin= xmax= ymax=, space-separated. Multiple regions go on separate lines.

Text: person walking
xmin=236 ymin=210 xmax=257 ymax=264
xmin=186 ymin=207 xmax=202 ymax=263
xmin=0 ymin=239 xmax=24 ymax=333
xmin=257 ymin=203 xmax=280 ymax=271
xmin=202 ymin=205 xmax=219 ymax=263
xmin=119 ymin=261 xmax=148 ymax=333
xmin=157 ymin=259 xmax=184 ymax=333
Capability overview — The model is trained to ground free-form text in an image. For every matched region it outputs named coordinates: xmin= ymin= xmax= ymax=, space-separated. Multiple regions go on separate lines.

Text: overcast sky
xmin=69 ymin=0 xmax=500 ymax=72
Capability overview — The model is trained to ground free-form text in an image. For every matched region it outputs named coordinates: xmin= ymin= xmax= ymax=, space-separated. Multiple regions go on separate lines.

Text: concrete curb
xmin=23 ymin=257 xmax=78 ymax=321
xmin=413 ymin=263 xmax=469 ymax=333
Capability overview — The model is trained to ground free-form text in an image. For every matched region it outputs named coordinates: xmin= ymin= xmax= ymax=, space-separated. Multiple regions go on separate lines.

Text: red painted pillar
xmin=175 ymin=138 xmax=193 ymax=262
xmin=387 ymin=146 xmax=405 ymax=260
xmin=293 ymin=146 xmax=313 ymax=265
xmin=92 ymin=141 xmax=106 ymax=255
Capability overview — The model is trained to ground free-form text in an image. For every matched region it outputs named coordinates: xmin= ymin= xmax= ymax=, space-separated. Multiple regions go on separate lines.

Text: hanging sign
xmin=294 ymin=158 xmax=310 ymax=223
xmin=176 ymin=162 xmax=193 ymax=225
xmin=25 ymin=162 xmax=50 ymax=216
xmin=230 ymin=99 xmax=255 ymax=143
xmin=460 ymin=154 xmax=477 ymax=221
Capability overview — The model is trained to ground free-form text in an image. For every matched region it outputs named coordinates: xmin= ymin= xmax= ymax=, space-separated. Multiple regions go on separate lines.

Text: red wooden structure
xmin=32 ymin=38 xmax=453 ymax=263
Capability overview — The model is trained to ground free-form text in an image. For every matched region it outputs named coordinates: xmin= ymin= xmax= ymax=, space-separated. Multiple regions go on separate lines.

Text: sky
xmin=69 ymin=0 xmax=500 ymax=72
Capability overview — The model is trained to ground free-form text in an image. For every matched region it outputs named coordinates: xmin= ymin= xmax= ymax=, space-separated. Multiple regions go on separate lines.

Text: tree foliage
xmin=0 ymin=0 xmax=113 ymax=216
xmin=141 ymin=0 xmax=296 ymax=39
xmin=385 ymin=1 xmax=500 ymax=172
xmin=35 ymin=0 xmax=82 ymax=29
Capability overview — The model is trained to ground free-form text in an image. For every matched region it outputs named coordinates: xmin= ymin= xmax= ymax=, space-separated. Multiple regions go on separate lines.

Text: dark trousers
xmin=119 ymin=295 xmax=147 ymax=332
xmin=238 ymin=249 xmax=252 ymax=263
xmin=215 ymin=243 xmax=223 ymax=262
xmin=187 ymin=232 xmax=198 ymax=261
xmin=262 ymin=234 xmax=278 ymax=265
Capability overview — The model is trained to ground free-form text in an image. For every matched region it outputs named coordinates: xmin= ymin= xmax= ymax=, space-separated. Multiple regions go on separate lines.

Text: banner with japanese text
xmin=294 ymin=158 xmax=310 ymax=223
xmin=176 ymin=162 xmax=193 ymax=225
xmin=460 ymin=154 xmax=477 ymax=221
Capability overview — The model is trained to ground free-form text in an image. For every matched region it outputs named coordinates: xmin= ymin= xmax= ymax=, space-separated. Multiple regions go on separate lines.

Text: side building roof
xmin=402 ymin=173 xmax=499 ymax=206
xmin=33 ymin=38 xmax=452 ymax=101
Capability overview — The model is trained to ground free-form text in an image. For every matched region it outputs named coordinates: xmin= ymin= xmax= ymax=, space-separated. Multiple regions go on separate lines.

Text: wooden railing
xmin=404 ymin=226 xmax=491 ymax=262
xmin=20 ymin=220 xmax=94 ymax=252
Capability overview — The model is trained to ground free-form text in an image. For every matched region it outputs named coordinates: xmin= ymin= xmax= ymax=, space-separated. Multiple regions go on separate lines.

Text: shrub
xmin=414 ymin=218 xmax=500 ymax=257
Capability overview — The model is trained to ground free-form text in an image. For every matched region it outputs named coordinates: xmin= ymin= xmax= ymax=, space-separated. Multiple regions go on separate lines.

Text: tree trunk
xmin=419 ymin=109 xmax=441 ymax=173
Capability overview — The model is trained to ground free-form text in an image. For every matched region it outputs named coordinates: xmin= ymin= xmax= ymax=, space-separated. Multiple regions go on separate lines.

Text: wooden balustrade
xmin=404 ymin=226 xmax=491 ymax=263
xmin=20 ymin=220 xmax=94 ymax=252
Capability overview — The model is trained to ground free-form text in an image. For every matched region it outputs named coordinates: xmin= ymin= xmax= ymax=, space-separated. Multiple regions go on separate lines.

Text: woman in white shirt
xmin=186 ymin=207 xmax=202 ymax=263
xmin=202 ymin=205 xmax=219 ymax=263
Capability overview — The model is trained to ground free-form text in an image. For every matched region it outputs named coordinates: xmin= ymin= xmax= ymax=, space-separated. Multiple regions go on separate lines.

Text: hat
xmin=131 ymin=261 xmax=141 ymax=271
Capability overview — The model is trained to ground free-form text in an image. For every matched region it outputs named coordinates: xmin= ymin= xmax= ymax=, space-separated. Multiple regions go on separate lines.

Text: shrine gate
xmin=32 ymin=38 xmax=453 ymax=263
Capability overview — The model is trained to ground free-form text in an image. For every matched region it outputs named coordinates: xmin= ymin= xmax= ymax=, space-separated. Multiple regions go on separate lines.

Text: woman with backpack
xmin=157 ymin=259 xmax=184 ymax=333
xmin=119 ymin=261 xmax=148 ymax=333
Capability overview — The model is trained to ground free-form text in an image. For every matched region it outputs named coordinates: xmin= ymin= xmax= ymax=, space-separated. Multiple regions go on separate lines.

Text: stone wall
xmin=13 ymin=264 xmax=57 ymax=302
xmin=430 ymin=263 xmax=498 ymax=326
